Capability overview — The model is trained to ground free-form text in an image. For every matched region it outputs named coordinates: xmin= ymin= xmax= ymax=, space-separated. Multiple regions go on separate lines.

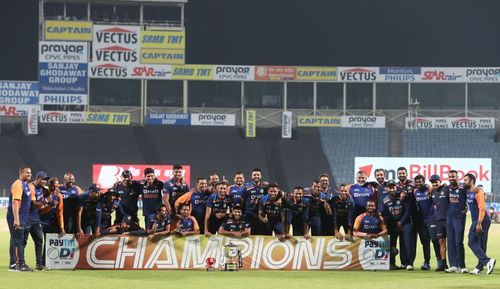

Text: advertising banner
xmin=464 ymin=68 xmax=500 ymax=82
xmin=39 ymin=111 xmax=85 ymax=124
xmin=0 ymin=81 xmax=39 ymax=105
xmin=84 ymin=112 xmax=130 ymax=125
xmin=171 ymin=65 xmax=213 ymax=80
xmin=255 ymin=66 xmax=296 ymax=81
xmin=45 ymin=234 xmax=390 ymax=270
xmin=190 ymin=113 xmax=236 ymax=126
xmin=89 ymin=63 xmax=171 ymax=79
xmin=146 ymin=113 xmax=190 ymax=126
xmin=39 ymin=41 xmax=88 ymax=63
xmin=405 ymin=117 xmax=495 ymax=129
xmin=27 ymin=106 xmax=38 ymax=135
xmin=341 ymin=116 xmax=386 ymax=128
xmin=140 ymin=31 xmax=185 ymax=50
xmin=297 ymin=116 xmax=342 ymax=127
xmin=246 ymin=110 xmax=256 ymax=138
xmin=140 ymin=49 xmax=185 ymax=64
xmin=0 ymin=104 xmax=35 ymax=117
xmin=92 ymin=164 xmax=191 ymax=189
xmin=214 ymin=65 xmax=255 ymax=81
xmin=39 ymin=63 xmax=88 ymax=94
xmin=295 ymin=67 xmax=337 ymax=81
xmin=338 ymin=67 xmax=377 ymax=82
xmin=377 ymin=67 xmax=421 ymax=82
xmin=39 ymin=94 xmax=88 ymax=105
xmin=420 ymin=67 xmax=465 ymax=82
xmin=354 ymin=157 xmax=492 ymax=192
xmin=93 ymin=25 xmax=140 ymax=65
xmin=282 ymin=111 xmax=292 ymax=138
xmin=44 ymin=20 xmax=93 ymax=41
xmin=0 ymin=197 xmax=8 ymax=208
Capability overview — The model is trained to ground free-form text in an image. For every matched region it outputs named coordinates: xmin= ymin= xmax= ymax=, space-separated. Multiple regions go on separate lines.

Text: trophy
xmin=206 ymin=257 xmax=216 ymax=271
xmin=223 ymin=242 xmax=241 ymax=271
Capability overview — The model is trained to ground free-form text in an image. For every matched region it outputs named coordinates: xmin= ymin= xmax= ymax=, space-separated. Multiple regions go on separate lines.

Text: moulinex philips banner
xmin=45 ymin=234 xmax=390 ymax=270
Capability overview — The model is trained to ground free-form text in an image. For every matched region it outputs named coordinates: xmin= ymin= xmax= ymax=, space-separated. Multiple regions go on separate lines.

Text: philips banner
xmin=354 ymin=157 xmax=492 ymax=192
xmin=45 ymin=234 xmax=390 ymax=270
xmin=0 ymin=81 xmax=39 ymax=105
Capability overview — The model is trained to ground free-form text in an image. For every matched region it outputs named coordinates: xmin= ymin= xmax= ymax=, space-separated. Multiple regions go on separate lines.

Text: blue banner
xmin=0 ymin=81 xmax=39 ymax=104
xmin=39 ymin=63 xmax=88 ymax=94
xmin=146 ymin=113 xmax=190 ymax=125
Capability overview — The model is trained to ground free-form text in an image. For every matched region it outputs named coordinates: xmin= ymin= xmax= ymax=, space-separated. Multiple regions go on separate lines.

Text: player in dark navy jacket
xmin=329 ymin=184 xmax=355 ymax=241
xmin=114 ymin=170 xmax=141 ymax=224
xmin=77 ymin=184 xmax=102 ymax=237
xmin=373 ymin=168 xmax=389 ymax=212
xmin=205 ymin=181 xmax=231 ymax=236
xmin=285 ymin=187 xmax=310 ymax=238
xmin=164 ymin=164 xmax=189 ymax=215
xmin=259 ymin=183 xmax=286 ymax=239
xmin=59 ymin=172 xmax=83 ymax=234
xmin=219 ymin=205 xmax=251 ymax=237
xmin=228 ymin=172 xmax=246 ymax=207
xmin=147 ymin=203 xmax=172 ymax=240
xmin=413 ymin=175 xmax=441 ymax=271
xmin=353 ymin=200 xmax=387 ymax=239
xmin=242 ymin=168 xmax=268 ymax=235
xmin=307 ymin=180 xmax=328 ymax=236
xmin=95 ymin=189 xmax=120 ymax=237
xmin=382 ymin=180 xmax=413 ymax=270
xmin=429 ymin=174 xmax=449 ymax=271
xmin=319 ymin=173 xmax=335 ymax=236
xmin=396 ymin=167 xmax=418 ymax=266
xmin=139 ymin=168 xmax=166 ymax=229
xmin=444 ymin=170 xmax=468 ymax=273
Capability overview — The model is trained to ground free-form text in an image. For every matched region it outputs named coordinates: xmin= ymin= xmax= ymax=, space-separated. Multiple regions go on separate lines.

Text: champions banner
xmin=45 ymin=234 xmax=390 ymax=270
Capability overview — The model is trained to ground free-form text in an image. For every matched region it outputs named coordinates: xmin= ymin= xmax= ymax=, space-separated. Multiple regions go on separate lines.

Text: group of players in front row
xmin=8 ymin=165 xmax=496 ymax=275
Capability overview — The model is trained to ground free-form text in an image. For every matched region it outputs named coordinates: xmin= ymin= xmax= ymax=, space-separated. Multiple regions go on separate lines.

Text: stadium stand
xmin=319 ymin=128 xmax=390 ymax=185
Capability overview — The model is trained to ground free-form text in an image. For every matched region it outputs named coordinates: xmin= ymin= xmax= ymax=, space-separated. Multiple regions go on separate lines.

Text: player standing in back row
xmin=59 ymin=173 xmax=83 ymax=234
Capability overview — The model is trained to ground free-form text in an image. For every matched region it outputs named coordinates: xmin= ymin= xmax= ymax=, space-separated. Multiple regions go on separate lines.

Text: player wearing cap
xmin=229 ymin=172 xmax=246 ymax=208
xmin=138 ymin=168 xmax=167 ymax=229
xmin=463 ymin=174 xmax=496 ymax=275
xmin=413 ymin=175 xmax=441 ymax=271
xmin=242 ymin=168 xmax=268 ymax=235
xmin=205 ymin=181 xmax=232 ymax=237
xmin=95 ymin=188 xmax=120 ymax=237
xmin=329 ymin=184 xmax=355 ymax=241
xmin=285 ymin=186 xmax=310 ymax=239
xmin=76 ymin=184 xmax=102 ymax=237
xmin=164 ymin=164 xmax=189 ymax=215
xmin=396 ymin=167 xmax=418 ymax=267
xmin=7 ymin=165 xmax=35 ymax=272
xmin=147 ymin=203 xmax=172 ymax=240
xmin=444 ymin=170 xmax=468 ymax=273
xmin=353 ymin=200 xmax=387 ymax=239
xmin=59 ymin=172 xmax=83 ymax=234
xmin=429 ymin=174 xmax=449 ymax=271
xmin=382 ymin=180 xmax=413 ymax=270
xmin=219 ymin=205 xmax=251 ymax=237
xmin=25 ymin=171 xmax=50 ymax=270
xmin=114 ymin=170 xmax=141 ymax=224
xmin=349 ymin=170 xmax=376 ymax=221
xmin=175 ymin=177 xmax=211 ymax=234
xmin=259 ymin=183 xmax=286 ymax=240
xmin=175 ymin=203 xmax=200 ymax=237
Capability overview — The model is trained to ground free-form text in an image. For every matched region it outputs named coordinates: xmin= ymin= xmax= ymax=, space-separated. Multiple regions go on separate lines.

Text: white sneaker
xmin=406 ymin=265 xmax=414 ymax=271
xmin=460 ymin=268 xmax=468 ymax=274
xmin=445 ymin=266 xmax=459 ymax=273
xmin=486 ymin=258 xmax=496 ymax=275
xmin=469 ymin=268 xmax=482 ymax=275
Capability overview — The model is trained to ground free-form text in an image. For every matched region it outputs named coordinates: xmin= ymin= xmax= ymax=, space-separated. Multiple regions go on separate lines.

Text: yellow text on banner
xmin=171 ymin=65 xmax=213 ymax=80
xmin=297 ymin=116 xmax=342 ymax=127
xmin=85 ymin=112 xmax=130 ymax=125
xmin=140 ymin=31 xmax=186 ymax=49
xmin=246 ymin=110 xmax=256 ymax=137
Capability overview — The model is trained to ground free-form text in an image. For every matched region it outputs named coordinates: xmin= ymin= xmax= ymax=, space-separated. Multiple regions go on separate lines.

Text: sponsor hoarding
xmin=0 ymin=104 xmax=35 ymax=117
xmin=27 ymin=106 xmax=38 ymax=135
xmin=39 ymin=63 xmax=88 ymax=94
xmin=420 ymin=67 xmax=465 ymax=82
xmin=0 ymin=81 xmax=39 ymax=105
xmin=39 ymin=94 xmax=88 ymax=105
xmin=84 ymin=112 xmax=130 ymax=125
xmin=354 ymin=157 xmax=492 ymax=192
xmin=405 ymin=117 xmax=495 ymax=129
xmin=39 ymin=111 xmax=85 ymax=123
xmin=140 ymin=48 xmax=185 ymax=64
xmin=46 ymin=234 xmax=390 ymax=270
xmin=464 ymin=68 xmax=500 ymax=82
xmin=377 ymin=67 xmax=421 ymax=82
xmin=89 ymin=63 xmax=172 ymax=79
xmin=190 ymin=113 xmax=235 ymax=126
xmin=338 ymin=67 xmax=377 ymax=82
xmin=214 ymin=65 xmax=254 ymax=81
xmin=171 ymin=65 xmax=213 ymax=80
xmin=297 ymin=116 xmax=342 ymax=127
xmin=39 ymin=41 xmax=88 ymax=63
xmin=341 ymin=116 xmax=385 ymax=128
xmin=44 ymin=20 xmax=93 ymax=41
xmin=92 ymin=25 xmax=140 ymax=65
xmin=92 ymin=164 xmax=191 ymax=189
xmin=282 ymin=111 xmax=292 ymax=138
xmin=295 ymin=67 xmax=337 ymax=81
xmin=140 ymin=31 xmax=185 ymax=49
xmin=255 ymin=66 xmax=296 ymax=81
xmin=146 ymin=113 xmax=190 ymax=125
xmin=246 ymin=110 xmax=256 ymax=137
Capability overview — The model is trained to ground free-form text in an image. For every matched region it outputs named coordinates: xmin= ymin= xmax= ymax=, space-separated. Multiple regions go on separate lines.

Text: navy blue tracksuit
xmin=446 ymin=185 xmax=467 ymax=269
xmin=382 ymin=194 xmax=413 ymax=267
xmin=467 ymin=190 xmax=492 ymax=271
xmin=414 ymin=186 xmax=441 ymax=264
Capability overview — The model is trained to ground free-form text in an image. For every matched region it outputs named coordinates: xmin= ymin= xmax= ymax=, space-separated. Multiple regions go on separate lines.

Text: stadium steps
xmin=388 ymin=125 xmax=403 ymax=157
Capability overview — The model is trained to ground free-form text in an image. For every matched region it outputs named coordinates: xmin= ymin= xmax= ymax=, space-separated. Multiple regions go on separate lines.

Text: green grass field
xmin=0 ymin=209 xmax=498 ymax=289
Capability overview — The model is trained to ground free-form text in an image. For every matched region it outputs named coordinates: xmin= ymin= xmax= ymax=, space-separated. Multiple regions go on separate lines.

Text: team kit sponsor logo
xmin=405 ymin=117 xmax=495 ymax=129
xmin=92 ymin=164 xmax=191 ymax=189
xmin=378 ymin=67 xmax=420 ymax=82
xmin=46 ymin=234 xmax=389 ymax=270
xmin=355 ymin=157 xmax=492 ymax=192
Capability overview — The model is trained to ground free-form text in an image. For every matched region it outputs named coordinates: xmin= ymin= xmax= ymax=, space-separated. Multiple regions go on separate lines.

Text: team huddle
xmin=6 ymin=165 xmax=496 ymax=274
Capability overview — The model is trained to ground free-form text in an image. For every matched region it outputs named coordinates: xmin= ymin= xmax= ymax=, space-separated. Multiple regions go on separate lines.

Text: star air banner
xmin=44 ymin=20 xmax=93 ymax=41
xmin=45 ymin=234 xmax=390 ymax=270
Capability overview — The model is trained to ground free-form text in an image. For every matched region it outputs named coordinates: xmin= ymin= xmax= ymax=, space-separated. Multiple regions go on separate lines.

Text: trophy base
xmin=224 ymin=263 xmax=238 ymax=271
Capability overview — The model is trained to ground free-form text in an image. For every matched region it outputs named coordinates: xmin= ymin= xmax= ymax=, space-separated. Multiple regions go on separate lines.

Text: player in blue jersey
xmin=24 ymin=171 xmax=50 ymax=270
xmin=319 ymin=173 xmax=336 ymax=236
xmin=259 ymin=183 xmax=286 ymax=239
xmin=463 ymin=174 xmax=496 ymax=275
xmin=373 ymin=168 xmax=389 ymax=212
xmin=76 ymin=184 xmax=102 ymax=237
xmin=147 ymin=203 xmax=172 ymax=240
xmin=396 ymin=167 xmax=418 ymax=267
xmin=164 ymin=164 xmax=189 ymax=215
xmin=205 ymin=181 xmax=231 ymax=236
xmin=175 ymin=177 xmax=210 ymax=234
xmin=175 ymin=203 xmax=200 ymax=236
xmin=242 ymin=168 xmax=268 ymax=235
xmin=444 ymin=170 xmax=468 ymax=273
xmin=208 ymin=173 xmax=220 ymax=194
xmin=413 ymin=175 xmax=441 ymax=271
xmin=59 ymin=172 xmax=83 ymax=234
xmin=229 ymin=172 xmax=246 ymax=207
xmin=7 ymin=165 xmax=35 ymax=272
xmin=114 ymin=170 xmax=141 ymax=224
xmin=285 ymin=186 xmax=310 ymax=239
xmin=139 ymin=168 xmax=166 ymax=229
xmin=306 ymin=180 xmax=328 ymax=236
xmin=382 ymin=180 xmax=413 ymax=271
xmin=349 ymin=170 xmax=376 ymax=220
xmin=219 ymin=205 xmax=251 ymax=237
xmin=330 ymin=184 xmax=355 ymax=241
xmin=353 ymin=200 xmax=387 ymax=239
xmin=429 ymin=174 xmax=449 ymax=271
xmin=95 ymin=188 xmax=120 ymax=237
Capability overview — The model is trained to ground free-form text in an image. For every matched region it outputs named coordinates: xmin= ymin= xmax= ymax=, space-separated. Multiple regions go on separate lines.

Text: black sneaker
xmin=36 ymin=265 xmax=51 ymax=271
xmin=17 ymin=264 xmax=34 ymax=272
xmin=8 ymin=264 xmax=17 ymax=272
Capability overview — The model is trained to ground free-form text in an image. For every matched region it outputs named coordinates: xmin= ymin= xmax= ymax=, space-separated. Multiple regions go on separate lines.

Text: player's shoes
xmin=445 ymin=266 xmax=459 ymax=273
xmin=486 ymin=258 xmax=496 ymax=275
xmin=469 ymin=268 xmax=482 ymax=275
xmin=406 ymin=265 xmax=414 ymax=271
xmin=421 ymin=263 xmax=430 ymax=271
